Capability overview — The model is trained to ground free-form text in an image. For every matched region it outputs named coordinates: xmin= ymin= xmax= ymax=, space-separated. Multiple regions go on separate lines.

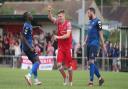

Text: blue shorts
xmin=87 ymin=45 xmax=98 ymax=60
xmin=24 ymin=50 xmax=38 ymax=64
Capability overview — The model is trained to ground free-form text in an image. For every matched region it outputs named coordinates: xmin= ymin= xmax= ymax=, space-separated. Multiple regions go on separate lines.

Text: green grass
xmin=0 ymin=68 xmax=128 ymax=89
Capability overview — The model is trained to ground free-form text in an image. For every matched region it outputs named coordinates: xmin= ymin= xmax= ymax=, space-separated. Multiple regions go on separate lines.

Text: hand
xmin=54 ymin=35 xmax=58 ymax=40
xmin=30 ymin=47 xmax=35 ymax=53
xmin=48 ymin=5 xmax=52 ymax=12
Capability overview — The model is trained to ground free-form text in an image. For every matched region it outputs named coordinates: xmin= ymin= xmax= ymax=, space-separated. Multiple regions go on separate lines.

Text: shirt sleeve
xmin=23 ymin=24 xmax=30 ymax=35
xmin=67 ymin=21 xmax=72 ymax=32
xmin=97 ymin=20 xmax=102 ymax=31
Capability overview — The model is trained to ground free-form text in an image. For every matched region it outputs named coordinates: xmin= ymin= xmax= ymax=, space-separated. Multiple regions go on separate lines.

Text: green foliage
xmin=0 ymin=0 xmax=64 ymax=2
xmin=109 ymin=30 xmax=120 ymax=43
xmin=31 ymin=9 xmax=37 ymax=15
xmin=95 ymin=0 xmax=128 ymax=6
xmin=51 ymin=8 xmax=72 ymax=20
xmin=95 ymin=0 xmax=113 ymax=6
xmin=0 ymin=6 xmax=14 ymax=15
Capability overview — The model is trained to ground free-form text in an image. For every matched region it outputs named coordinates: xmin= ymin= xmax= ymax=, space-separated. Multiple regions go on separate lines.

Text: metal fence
xmin=0 ymin=55 xmax=128 ymax=72
xmin=0 ymin=55 xmax=21 ymax=68
xmin=73 ymin=56 xmax=128 ymax=72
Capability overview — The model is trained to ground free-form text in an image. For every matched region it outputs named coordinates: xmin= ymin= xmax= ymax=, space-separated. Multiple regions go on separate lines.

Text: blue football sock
xmin=90 ymin=63 xmax=95 ymax=81
xmin=94 ymin=65 xmax=101 ymax=78
xmin=29 ymin=62 xmax=39 ymax=79
xmin=33 ymin=71 xmax=37 ymax=79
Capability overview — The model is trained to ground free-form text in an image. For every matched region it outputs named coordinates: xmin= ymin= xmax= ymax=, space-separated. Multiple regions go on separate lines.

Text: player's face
xmin=87 ymin=10 xmax=93 ymax=20
xmin=29 ymin=15 xmax=33 ymax=21
xmin=27 ymin=13 xmax=33 ymax=21
xmin=58 ymin=13 xmax=65 ymax=23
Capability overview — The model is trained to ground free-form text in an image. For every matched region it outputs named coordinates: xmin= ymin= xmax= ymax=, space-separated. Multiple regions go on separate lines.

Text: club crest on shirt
xmin=92 ymin=22 xmax=95 ymax=25
xmin=88 ymin=25 xmax=92 ymax=29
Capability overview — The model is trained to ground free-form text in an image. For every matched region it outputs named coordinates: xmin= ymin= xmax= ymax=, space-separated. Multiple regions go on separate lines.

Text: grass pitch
xmin=0 ymin=68 xmax=128 ymax=89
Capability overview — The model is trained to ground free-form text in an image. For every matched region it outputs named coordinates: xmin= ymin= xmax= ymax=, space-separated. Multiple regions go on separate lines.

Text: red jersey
xmin=56 ymin=20 xmax=72 ymax=50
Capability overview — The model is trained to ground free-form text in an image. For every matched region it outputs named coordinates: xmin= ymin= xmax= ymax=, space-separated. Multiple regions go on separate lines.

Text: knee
xmin=57 ymin=63 xmax=62 ymax=70
xmin=68 ymin=66 xmax=72 ymax=71
xmin=32 ymin=59 xmax=38 ymax=64
xmin=33 ymin=57 xmax=40 ymax=63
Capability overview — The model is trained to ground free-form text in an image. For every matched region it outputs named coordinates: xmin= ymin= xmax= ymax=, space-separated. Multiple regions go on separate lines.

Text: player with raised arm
xmin=48 ymin=6 xmax=73 ymax=86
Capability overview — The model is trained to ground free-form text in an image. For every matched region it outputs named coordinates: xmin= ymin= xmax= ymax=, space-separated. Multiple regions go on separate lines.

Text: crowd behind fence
xmin=0 ymin=31 xmax=128 ymax=71
xmin=0 ymin=55 xmax=128 ymax=72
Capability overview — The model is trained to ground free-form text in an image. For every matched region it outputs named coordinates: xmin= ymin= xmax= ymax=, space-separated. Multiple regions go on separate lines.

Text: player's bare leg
xmin=68 ymin=66 xmax=73 ymax=86
xmin=58 ymin=63 xmax=67 ymax=85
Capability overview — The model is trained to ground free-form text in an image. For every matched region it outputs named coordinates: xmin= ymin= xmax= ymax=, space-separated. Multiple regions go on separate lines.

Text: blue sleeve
xmin=23 ymin=23 xmax=30 ymax=35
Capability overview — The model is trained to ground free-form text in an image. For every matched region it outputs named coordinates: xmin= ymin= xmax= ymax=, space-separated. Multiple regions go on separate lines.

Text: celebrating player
xmin=48 ymin=6 xmax=73 ymax=86
xmin=20 ymin=12 xmax=42 ymax=86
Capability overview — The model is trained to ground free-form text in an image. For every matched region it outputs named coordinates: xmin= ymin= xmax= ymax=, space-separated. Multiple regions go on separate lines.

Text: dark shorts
xmin=87 ymin=45 xmax=98 ymax=60
xmin=24 ymin=50 xmax=38 ymax=64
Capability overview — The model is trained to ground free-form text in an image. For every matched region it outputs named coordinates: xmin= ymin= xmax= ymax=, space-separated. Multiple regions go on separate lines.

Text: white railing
xmin=0 ymin=55 xmax=128 ymax=71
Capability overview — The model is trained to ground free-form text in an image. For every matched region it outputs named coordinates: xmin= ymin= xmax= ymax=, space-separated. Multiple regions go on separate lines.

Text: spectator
xmin=107 ymin=43 xmax=113 ymax=70
xmin=98 ymin=47 xmax=103 ymax=57
xmin=13 ymin=41 xmax=21 ymax=68
xmin=75 ymin=43 xmax=82 ymax=64
xmin=3 ymin=33 xmax=10 ymax=55
xmin=72 ymin=39 xmax=76 ymax=56
xmin=13 ymin=41 xmax=21 ymax=57
xmin=46 ymin=41 xmax=54 ymax=56
xmin=35 ymin=44 xmax=41 ymax=55
xmin=39 ymin=31 xmax=45 ymax=44
xmin=108 ymin=43 xmax=113 ymax=57
xmin=0 ymin=35 xmax=2 ymax=46
xmin=112 ymin=43 xmax=121 ymax=72
xmin=51 ymin=30 xmax=58 ymax=56
xmin=33 ymin=37 xmax=39 ymax=45
xmin=0 ymin=35 xmax=3 ymax=55
xmin=46 ymin=32 xmax=52 ymax=43
xmin=0 ymin=42 xmax=3 ymax=55
xmin=38 ymin=31 xmax=45 ymax=54
xmin=9 ymin=34 xmax=15 ymax=55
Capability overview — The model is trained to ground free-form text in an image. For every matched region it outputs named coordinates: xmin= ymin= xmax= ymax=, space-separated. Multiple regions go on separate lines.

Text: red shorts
xmin=57 ymin=49 xmax=72 ymax=68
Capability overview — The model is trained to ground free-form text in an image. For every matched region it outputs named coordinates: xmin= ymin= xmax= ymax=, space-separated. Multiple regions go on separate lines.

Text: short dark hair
xmin=88 ymin=7 xmax=95 ymax=14
xmin=57 ymin=9 xmax=65 ymax=15
xmin=23 ymin=12 xmax=31 ymax=21
xmin=23 ymin=12 xmax=28 ymax=20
